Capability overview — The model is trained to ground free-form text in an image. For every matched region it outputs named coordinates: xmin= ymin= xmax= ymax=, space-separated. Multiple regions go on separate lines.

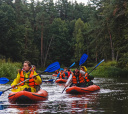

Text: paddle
xmin=88 ymin=59 xmax=104 ymax=75
xmin=54 ymin=62 xmax=76 ymax=82
xmin=62 ymin=59 xmax=104 ymax=93
xmin=0 ymin=77 xmax=55 ymax=84
xmin=69 ymin=62 xmax=75 ymax=68
xmin=0 ymin=77 xmax=9 ymax=84
xmin=0 ymin=62 xmax=60 ymax=96
xmin=62 ymin=53 xmax=88 ymax=93
xmin=42 ymin=79 xmax=55 ymax=83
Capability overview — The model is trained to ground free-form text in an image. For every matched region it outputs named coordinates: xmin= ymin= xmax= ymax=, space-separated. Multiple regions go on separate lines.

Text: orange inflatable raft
xmin=66 ymin=85 xmax=100 ymax=94
xmin=55 ymin=79 xmax=67 ymax=83
xmin=8 ymin=89 xmax=48 ymax=104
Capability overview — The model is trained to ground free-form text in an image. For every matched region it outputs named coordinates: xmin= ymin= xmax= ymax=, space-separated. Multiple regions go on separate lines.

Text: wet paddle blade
xmin=69 ymin=62 xmax=75 ymax=68
xmin=42 ymin=79 xmax=55 ymax=82
xmin=0 ymin=91 xmax=3 ymax=96
xmin=0 ymin=77 xmax=9 ymax=84
xmin=79 ymin=53 xmax=88 ymax=66
xmin=44 ymin=62 xmax=60 ymax=72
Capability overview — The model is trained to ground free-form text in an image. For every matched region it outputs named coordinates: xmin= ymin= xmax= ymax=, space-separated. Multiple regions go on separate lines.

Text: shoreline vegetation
xmin=0 ymin=59 xmax=128 ymax=80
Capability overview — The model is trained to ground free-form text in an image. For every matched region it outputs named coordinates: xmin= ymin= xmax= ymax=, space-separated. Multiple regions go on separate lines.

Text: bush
xmin=90 ymin=61 xmax=128 ymax=78
xmin=0 ymin=60 xmax=22 ymax=79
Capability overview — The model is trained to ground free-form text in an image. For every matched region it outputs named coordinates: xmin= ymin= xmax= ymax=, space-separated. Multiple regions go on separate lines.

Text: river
xmin=0 ymin=76 xmax=128 ymax=114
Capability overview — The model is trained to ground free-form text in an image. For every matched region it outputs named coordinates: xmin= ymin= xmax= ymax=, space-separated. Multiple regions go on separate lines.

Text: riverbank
xmin=0 ymin=59 xmax=22 ymax=79
xmin=89 ymin=61 xmax=128 ymax=78
xmin=0 ymin=60 xmax=128 ymax=79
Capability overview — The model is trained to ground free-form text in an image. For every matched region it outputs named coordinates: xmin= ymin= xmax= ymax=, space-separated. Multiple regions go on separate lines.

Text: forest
xmin=0 ymin=0 xmax=128 ymax=69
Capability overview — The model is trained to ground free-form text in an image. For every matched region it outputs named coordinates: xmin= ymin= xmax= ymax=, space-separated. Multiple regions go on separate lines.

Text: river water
xmin=0 ymin=76 xmax=128 ymax=114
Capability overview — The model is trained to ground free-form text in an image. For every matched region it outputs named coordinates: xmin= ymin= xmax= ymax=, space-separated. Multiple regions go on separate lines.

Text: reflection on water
xmin=0 ymin=77 xmax=128 ymax=113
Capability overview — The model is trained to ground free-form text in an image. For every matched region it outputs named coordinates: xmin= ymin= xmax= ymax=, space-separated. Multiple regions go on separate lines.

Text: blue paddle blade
xmin=0 ymin=91 xmax=3 ymax=96
xmin=0 ymin=77 xmax=9 ymax=84
xmin=69 ymin=62 xmax=75 ymax=68
xmin=95 ymin=59 xmax=104 ymax=68
xmin=48 ymin=79 xmax=54 ymax=82
xmin=79 ymin=53 xmax=88 ymax=66
xmin=44 ymin=62 xmax=60 ymax=72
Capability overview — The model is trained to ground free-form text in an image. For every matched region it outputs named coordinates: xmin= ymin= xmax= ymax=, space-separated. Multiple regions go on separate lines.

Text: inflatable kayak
xmin=52 ymin=74 xmax=57 ymax=76
xmin=8 ymin=89 xmax=48 ymax=104
xmin=55 ymin=79 xmax=67 ymax=83
xmin=66 ymin=85 xmax=100 ymax=94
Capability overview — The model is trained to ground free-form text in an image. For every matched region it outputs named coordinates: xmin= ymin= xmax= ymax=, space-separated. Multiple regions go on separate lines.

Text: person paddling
xmin=71 ymin=69 xmax=86 ymax=87
xmin=63 ymin=67 xmax=68 ymax=79
xmin=71 ymin=68 xmax=94 ymax=87
xmin=57 ymin=68 xmax=66 ymax=79
xmin=80 ymin=66 xmax=94 ymax=87
xmin=11 ymin=61 xmax=42 ymax=92
xmin=80 ymin=66 xmax=87 ymax=76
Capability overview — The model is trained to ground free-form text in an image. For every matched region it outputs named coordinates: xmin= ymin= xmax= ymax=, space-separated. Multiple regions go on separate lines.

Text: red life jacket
xmin=72 ymin=73 xmax=85 ymax=84
xmin=55 ymin=70 xmax=59 ymax=74
xmin=84 ymin=73 xmax=90 ymax=82
xmin=19 ymin=70 xmax=38 ymax=88
xmin=59 ymin=72 xmax=65 ymax=79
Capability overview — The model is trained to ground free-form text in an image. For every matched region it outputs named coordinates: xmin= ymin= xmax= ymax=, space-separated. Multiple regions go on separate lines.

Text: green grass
xmin=70 ymin=61 xmax=128 ymax=78
xmin=0 ymin=59 xmax=22 ymax=79
xmin=89 ymin=61 xmax=128 ymax=78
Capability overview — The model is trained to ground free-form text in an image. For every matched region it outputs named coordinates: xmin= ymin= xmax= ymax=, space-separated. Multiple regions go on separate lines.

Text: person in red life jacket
xmin=57 ymin=68 xmax=66 ymax=79
xmin=84 ymin=72 xmax=94 ymax=87
xmin=55 ymin=70 xmax=59 ymax=74
xmin=80 ymin=66 xmax=94 ymax=87
xmin=71 ymin=69 xmax=86 ymax=87
xmin=67 ymin=69 xmax=72 ymax=78
xmin=11 ymin=61 xmax=42 ymax=92
xmin=64 ymin=67 xmax=68 ymax=79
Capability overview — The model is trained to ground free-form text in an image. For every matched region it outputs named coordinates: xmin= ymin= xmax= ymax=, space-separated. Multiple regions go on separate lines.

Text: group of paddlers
xmin=55 ymin=66 xmax=94 ymax=87
xmin=10 ymin=60 xmax=94 ymax=93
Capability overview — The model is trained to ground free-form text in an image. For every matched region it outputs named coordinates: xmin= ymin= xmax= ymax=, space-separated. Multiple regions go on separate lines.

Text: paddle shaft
xmin=88 ymin=59 xmax=104 ymax=75
xmin=1 ymin=71 xmax=44 ymax=94
xmin=62 ymin=54 xmax=88 ymax=93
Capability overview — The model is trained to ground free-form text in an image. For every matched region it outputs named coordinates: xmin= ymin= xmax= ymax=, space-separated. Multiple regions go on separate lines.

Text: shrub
xmin=0 ymin=60 xmax=22 ymax=79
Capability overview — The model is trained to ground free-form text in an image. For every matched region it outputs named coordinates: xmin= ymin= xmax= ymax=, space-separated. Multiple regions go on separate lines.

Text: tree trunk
xmin=107 ymin=23 xmax=114 ymax=61
xmin=43 ymin=36 xmax=54 ymax=67
xmin=41 ymin=22 xmax=43 ymax=67
xmin=95 ymin=40 xmax=98 ymax=63
xmin=116 ymin=51 xmax=118 ymax=61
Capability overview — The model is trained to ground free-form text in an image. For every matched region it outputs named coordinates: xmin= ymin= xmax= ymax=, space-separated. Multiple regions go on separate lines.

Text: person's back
xmin=71 ymin=69 xmax=85 ymax=87
xmin=57 ymin=68 xmax=65 ymax=79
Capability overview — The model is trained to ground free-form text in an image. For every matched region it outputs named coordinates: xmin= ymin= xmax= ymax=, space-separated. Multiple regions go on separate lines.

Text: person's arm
xmin=57 ymin=73 xmax=60 ymax=78
xmin=11 ymin=72 xmax=20 ymax=87
xmin=33 ymin=71 xmax=42 ymax=85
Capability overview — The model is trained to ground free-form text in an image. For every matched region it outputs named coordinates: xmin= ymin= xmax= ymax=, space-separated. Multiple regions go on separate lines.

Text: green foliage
xmin=0 ymin=59 xmax=22 ymax=79
xmin=91 ymin=61 xmax=128 ymax=78
xmin=0 ymin=0 xmax=128 ymax=73
xmin=73 ymin=18 xmax=85 ymax=63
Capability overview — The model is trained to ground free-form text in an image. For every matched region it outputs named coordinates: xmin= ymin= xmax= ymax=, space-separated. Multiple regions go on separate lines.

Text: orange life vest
xmin=59 ymin=72 xmax=65 ymax=79
xmin=84 ymin=73 xmax=90 ymax=82
xmin=19 ymin=70 xmax=38 ymax=87
xmin=55 ymin=70 xmax=59 ymax=74
xmin=72 ymin=73 xmax=85 ymax=84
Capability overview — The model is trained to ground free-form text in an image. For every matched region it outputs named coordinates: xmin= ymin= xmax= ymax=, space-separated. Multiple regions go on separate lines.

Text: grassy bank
xmin=0 ymin=59 xmax=22 ymax=80
xmin=70 ymin=61 xmax=128 ymax=78
xmin=89 ymin=61 xmax=128 ymax=78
